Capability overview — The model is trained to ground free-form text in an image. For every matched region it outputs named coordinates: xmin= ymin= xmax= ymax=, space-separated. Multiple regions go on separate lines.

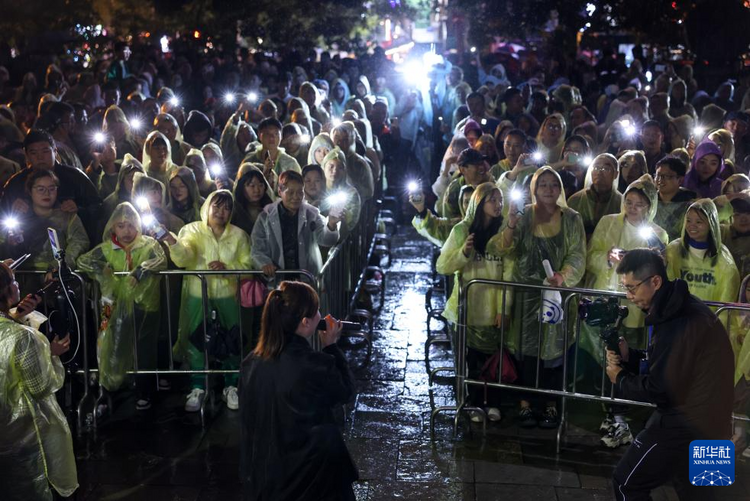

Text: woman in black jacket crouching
xmin=240 ymin=280 xmax=358 ymax=501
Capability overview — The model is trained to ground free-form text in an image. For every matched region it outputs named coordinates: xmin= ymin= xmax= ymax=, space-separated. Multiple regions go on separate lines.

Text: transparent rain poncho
xmin=665 ymin=198 xmax=740 ymax=304
xmin=437 ymin=182 xmax=514 ymax=354
xmin=76 ymin=202 xmax=167 ymax=391
xmin=0 ymin=316 xmax=78 ymax=500
xmin=141 ymin=130 xmax=177 ymax=188
xmin=494 ymin=167 xmax=586 ymax=360
xmin=168 ymin=190 xmax=252 ymax=360
xmin=580 ymin=174 xmax=669 ymax=355
xmin=412 ymin=184 xmax=472 ymax=247
xmin=567 ymin=153 xmax=623 ymax=239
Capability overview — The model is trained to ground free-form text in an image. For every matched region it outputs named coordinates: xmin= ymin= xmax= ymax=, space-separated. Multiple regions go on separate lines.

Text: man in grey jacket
xmin=251 ymin=170 xmax=341 ymax=277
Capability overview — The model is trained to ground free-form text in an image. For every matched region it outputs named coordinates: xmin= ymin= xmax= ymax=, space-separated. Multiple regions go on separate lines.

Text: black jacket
xmin=615 ymin=279 xmax=734 ymax=438
xmin=240 ymin=334 xmax=358 ymax=501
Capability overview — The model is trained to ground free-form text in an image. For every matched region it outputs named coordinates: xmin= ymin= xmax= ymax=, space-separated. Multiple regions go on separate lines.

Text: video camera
xmin=578 ymin=297 xmax=629 ymax=352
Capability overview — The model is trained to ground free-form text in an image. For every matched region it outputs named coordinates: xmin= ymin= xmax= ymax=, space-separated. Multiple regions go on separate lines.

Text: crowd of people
xmin=407 ymin=52 xmax=750 ymax=458
xmin=0 ymin=34 xmax=749 ymax=499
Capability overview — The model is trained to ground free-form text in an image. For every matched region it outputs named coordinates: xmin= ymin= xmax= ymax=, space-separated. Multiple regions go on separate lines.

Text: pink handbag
xmin=240 ymin=278 xmax=268 ymax=308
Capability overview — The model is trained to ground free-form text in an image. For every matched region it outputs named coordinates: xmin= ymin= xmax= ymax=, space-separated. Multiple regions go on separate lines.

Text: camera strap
xmin=640 ymin=326 xmax=654 ymax=375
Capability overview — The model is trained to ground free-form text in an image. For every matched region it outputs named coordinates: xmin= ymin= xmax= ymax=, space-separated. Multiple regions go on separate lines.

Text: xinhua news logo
xmin=689 ymin=440 xmax=734 ymax=486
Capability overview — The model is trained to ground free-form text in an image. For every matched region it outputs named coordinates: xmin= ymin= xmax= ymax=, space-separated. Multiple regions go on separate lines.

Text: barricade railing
xmin=75 ymin=268 xmax=315 ymax=434
xmin=431 ymin=277 xmax=750 ymax=452
xmin=16 ymin=188 xmax=385 ymax=437
xmin=14 ymin=269 xmax=89 ymax=433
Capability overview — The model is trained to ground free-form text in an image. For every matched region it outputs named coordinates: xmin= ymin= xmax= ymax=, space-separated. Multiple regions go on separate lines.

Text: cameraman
xmin=607 ymin=248 xmax=733 ymax=501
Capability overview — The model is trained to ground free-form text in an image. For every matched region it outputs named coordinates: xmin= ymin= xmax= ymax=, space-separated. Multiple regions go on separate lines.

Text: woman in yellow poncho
xmin=665 ymin=198 xmax=740 ymax=304
xmin=164 ymin=190 xmax=252 ymax=412
xmin=437 ymin=182 xmax=512 ymax=423
xmin=491 ymin=166 xmax=586 ymax=428
xmin=77 ymin=202 xmax=167 ymax=407
xmin=0 ymin=262 xmax=78 ymax=500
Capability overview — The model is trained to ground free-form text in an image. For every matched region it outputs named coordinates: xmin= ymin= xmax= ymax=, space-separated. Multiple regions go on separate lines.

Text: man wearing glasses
xmin=607 ymin=248 xmax=733 ymax=501
xmin=0 ymin=129 xmax=101 ymax=241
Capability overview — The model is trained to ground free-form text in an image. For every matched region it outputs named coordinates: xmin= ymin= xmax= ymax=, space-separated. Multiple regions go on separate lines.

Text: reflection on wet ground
xmin=74 ymin=226 xmax=749 ymax=500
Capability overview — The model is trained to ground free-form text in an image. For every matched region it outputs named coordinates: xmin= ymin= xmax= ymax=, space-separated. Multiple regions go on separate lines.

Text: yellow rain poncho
xmin=412 ymin=185 xmax=473 ymax=247
xmin=436 ymin=182 xmax=513 ymax=354
xmin=0 ymin=315 xmax=78 ymax=500
xmin=142 ymin=130 xmax=177 ymax=187
xmin=714 ymin=173 xmax=750 ymax=224
xmin=168 ymin=190 xmax=252 ymax=361
xmin=581 ymin=174 xmax=669 ymax=355
xmin=496 ymin=167 xmax=587 ymax=360
xmin=77 ymin=203 xmax=167 ymax=391
xmin=567 ymin=153 xmax=622 ymax=239
xmin=665 ymin=198 xmax=740 ymax=304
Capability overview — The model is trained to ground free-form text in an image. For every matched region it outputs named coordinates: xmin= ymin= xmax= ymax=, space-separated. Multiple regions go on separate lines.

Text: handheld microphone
xmin=316 ymin=319 xmax=363 ymax=332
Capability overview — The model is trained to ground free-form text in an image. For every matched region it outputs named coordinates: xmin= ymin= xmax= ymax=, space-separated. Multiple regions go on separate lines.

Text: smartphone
xmin=523 ymin=156 xmax=535 ymax=166
xmin=567 ymin=153 xmax=579 ymax=164
xmin=48 ymin=227 xmax=62 ymax=260
xmin=152 ymin=225 xmax=168 ymax=241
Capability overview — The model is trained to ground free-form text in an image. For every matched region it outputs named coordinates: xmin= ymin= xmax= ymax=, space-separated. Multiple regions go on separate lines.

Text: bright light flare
xmin=532 ymin=152 xmax=544 ymax=162
xmin=638 ymin=226 xmax=653 ymax=240
xmin=209 ymin=163 xmax=224 ymax=178
xmin=326 ymin=191 xmax=348 ymax=207
xmin=224 ymin=93 xmax=236 ymax=104
xmin=693 ymin=126 xmax=705 ymax=137
xmin=169 ymin=96 xmax=180 ymax=107
xmin=407 ymin=181 xmax=419 ymax=193
xmin=135 ymin=196 xmax=150 ymax=212
xmin=141 ymin=213 xmax=156 ymax=227
xmin=582 ymin=155 xmax=594 ymax=166
xmin=129 ymin=118 xmax=143 ymax=131
xmin=3 ymin=217 xmax=18 ymax=230
xmin=247 ymin=92 xmax=259 ymax=103
xmin=93 ymin=132 xmax=106 ymax=144
xmin=510 ymin=189 xmax=523 ymax=202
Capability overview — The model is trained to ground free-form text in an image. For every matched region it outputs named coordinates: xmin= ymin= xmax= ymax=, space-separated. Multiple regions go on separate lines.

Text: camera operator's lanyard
xmin=640 ymin=326 xmax=654 ymax=375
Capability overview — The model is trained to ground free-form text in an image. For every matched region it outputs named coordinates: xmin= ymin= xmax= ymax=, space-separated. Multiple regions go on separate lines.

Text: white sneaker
xmin=487 ymin=407 xmax=502 ymax=422
xmin=469 ymin=410 xmax=484 ymax=423
xmin=185 ymin=388 xmax=205 ymax=413
xmin=599 ymin=416 xmax=614 ymax=434
xmin=601 ymin=422 xmax=633 ymax=448
xmin=223 ymin=386 xmax=239 ymax=410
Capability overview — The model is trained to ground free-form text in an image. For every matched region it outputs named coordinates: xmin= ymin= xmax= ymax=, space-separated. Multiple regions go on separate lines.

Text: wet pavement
xmin=73 ymin=225 xmax=750 ymax=500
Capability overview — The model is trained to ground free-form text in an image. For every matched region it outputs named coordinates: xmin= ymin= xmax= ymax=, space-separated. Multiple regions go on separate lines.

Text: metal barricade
xmin=13 ymin=270 xmax=90 ymax=434
xmin=76 ymin=268 xmax=315 ymax=434
xmin=431 ymin=277 xmax=750 ymax=452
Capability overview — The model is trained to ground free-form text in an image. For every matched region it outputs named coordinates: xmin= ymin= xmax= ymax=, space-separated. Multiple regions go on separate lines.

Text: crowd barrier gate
xmin=430 ymin=277 xmax=750 ymax=454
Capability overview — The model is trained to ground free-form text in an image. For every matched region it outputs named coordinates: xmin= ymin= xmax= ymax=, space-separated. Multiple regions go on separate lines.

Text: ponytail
xmin=253 ymin=281 xmax=319 ymax=360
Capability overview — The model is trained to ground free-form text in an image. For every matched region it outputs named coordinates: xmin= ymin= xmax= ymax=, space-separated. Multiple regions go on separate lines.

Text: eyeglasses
xmin=546 ymin=124 xmax=562 ymax=131
xmin=655 ymin=174 xmax=677 ymax=181
xmin=32 ymin=185 xmax=58 ymax=195
xmin=619 ymin=275 xmax=655 ymax=294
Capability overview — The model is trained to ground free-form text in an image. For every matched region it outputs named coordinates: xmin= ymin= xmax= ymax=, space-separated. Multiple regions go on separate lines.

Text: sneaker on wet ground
xmin=136 ymin=398 xmax=151 ymax=411
xmin=487 ymin=407 xmax=501 ymax=422
xmin=599 ymin=415 xmax=614 ymax=434
xmin=518 ymin=406 xmax=537 ymax=428
xmin=185 ymin=388 xmax=205 ymax=413
xmin=223 ymin=386 xmax=239 ymax=410
xmin=539 ymin=406 xmax=559 ymax=429
xmin=601 ymin=422 xmax=633 ymax=448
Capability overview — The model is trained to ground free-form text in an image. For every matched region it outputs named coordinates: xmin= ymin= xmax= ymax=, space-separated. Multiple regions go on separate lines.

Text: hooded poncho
xmin=77 ymin=202 xmax=167 ymax=391
xmin=436 ymin=182 xmax=514 ymax=353
xmin=665 ymin=198 xmax=740 ymax=304
xmin=682 ymin=139 xmax=727 ymax=199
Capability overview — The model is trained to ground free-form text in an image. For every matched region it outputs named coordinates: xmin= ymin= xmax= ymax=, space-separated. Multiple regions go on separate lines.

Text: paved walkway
xmin=73 ymin=225 xmax=750 ymax=500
